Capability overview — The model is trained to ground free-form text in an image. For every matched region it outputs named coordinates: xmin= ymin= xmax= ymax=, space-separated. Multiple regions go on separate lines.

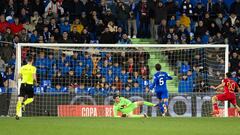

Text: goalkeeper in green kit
xmin=113 ymin=94 xmax=156 ymax=118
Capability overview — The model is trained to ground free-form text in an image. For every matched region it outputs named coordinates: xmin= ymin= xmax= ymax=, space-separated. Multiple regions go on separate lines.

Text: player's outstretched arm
xmin=210 ymin=82 xmax=225 ymax=90
xmin=149 ymin=77 xmax=156 ymax=90
xmin=166 ymin=73 xmax=173 ymax=80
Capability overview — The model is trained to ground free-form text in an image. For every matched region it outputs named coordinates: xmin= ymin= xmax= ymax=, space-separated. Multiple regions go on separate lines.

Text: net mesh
xmin=4 ymin=44 xmax=228 ymax=117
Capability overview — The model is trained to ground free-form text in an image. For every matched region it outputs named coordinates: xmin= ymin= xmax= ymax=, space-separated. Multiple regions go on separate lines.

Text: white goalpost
xmin=9 ymin=43 xmax=231 ymax=117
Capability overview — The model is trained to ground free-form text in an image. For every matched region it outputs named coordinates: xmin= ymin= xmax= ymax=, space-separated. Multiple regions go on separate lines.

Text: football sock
xmin=163 ymin=101 xmax=168 ymax=113
xmin=144 ymin=101 xmax=155 ymax=107
xmin=159 ymin=102 xmax=164 ymax=113
xmin=164 ymin=101 xmax=168 ymax=107
xmin=16 ymin=101 xmax=22 ymax=116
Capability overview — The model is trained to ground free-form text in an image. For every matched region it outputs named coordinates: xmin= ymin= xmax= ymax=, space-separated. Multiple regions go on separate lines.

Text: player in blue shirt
xmin=150 ymin=64 xmax=173 ymax=116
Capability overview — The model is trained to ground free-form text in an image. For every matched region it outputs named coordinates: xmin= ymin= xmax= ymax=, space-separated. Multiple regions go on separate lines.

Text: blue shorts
xmin=156 ymin=90 xmax=168 ymax=99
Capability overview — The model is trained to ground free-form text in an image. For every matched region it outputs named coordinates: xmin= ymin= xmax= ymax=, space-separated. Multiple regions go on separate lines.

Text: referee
xmin=16 ymin=56 xmax=37 ymax=120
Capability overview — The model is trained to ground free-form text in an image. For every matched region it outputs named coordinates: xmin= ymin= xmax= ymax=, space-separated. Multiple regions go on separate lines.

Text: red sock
xmin=213 ymin=103 xmax=219 ymax=111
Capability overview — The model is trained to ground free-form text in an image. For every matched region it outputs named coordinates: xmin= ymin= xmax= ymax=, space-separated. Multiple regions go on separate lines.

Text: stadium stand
xmin=0 ymin=0 xmax=239 ymax=95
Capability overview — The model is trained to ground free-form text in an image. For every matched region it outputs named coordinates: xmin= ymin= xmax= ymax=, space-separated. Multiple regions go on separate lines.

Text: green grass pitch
xmin=0 ymin=117 xmax=240 ymax=135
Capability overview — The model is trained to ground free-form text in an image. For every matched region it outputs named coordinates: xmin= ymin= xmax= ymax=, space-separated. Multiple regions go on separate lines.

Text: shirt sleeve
xmin=166 ymin=73 xmax=173 ymax=80
xmin=33 ymin=67 xmax=37 ymax=74
xmin=149 ymin=76 xmax=156 ymax=90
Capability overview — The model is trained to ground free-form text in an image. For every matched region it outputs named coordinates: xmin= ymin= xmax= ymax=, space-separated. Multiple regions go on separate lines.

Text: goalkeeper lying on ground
xmin=113 ymin=94 xmax=156 ymax=118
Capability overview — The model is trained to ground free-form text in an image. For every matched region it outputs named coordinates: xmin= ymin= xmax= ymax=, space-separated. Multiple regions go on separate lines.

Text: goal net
xmin=3 ymin=44 xmax=231 ymax=117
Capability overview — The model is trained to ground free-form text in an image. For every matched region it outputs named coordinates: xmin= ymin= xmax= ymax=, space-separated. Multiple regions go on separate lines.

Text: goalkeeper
xmin=113 ymin=94 xmax=156 ymax=118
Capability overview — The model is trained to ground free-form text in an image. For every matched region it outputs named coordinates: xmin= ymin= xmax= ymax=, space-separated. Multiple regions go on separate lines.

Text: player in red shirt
xmin=210 ymin=72 xmax=240 ymax=115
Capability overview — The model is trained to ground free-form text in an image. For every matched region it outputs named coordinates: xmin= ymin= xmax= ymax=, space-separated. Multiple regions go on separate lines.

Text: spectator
xmin=80 ymin=12 xmax=89 ymax=28
xmin=19 ymin=8 xmax=30 ymax=24
xmin=128 ymin=0 xmax=137 ymax=38
xmin=206 ymin=0 xmax=215 ymax=17
xmin=4 ymin=0 xmax=17 ymax=17
xmin=75 ymin=83 xmax=86 ymax=94
xmin=122 ymin=84 xmax=131 ymax=95
xmin=195 ymin=20 xmax=207 ymax=38
xmin=164 ymin=27 xmax=176 ymax=44
xmin=116 ymin=1 xmax=129 ymax=33
xmin=0 ymin=56 xmax=5 ymax=72
xmin=71 ymin=18 xmax=84 ymax=34
xmin=225 ymin=12 xmax=240 ymax=28
xmin=59 ymin=31 xmax=72 ymax=43
xmin=85 ymin=0 xmax=99 ymax=16
xmin=112 ymin=62 xmax=121 ymax=76
xmin=120 ymin=68 xmax=129 ymax=84
xmin=0 ymin=43 xmax=14 ymax=62
xmin=65 ymin=69 xmax=78 ymax=88
xmin=215 ymin=13 xmax=227 ymax=31
xmin=31 ymin=11 xmax=41 ymax=26
xmin=23 ymin=20 xmax=35 ymax=33
xmin=99 ymin=27 xmax=115 ymax=44
xmin=132 ymin=71 xmax=143 ymax=87
xmin=59 ymin=20 xmax=71 ymax=34
xmin=115 ymin=27 xmax=123 ymax=42
xmin=4 ymin=66 xmax=14 ymax=81
xmin=48 ymin=18 xmax=58 ymax=33
xmin=165 ymin=0 xmax=178 ymax=19
xmin=105 ymin=69 xmax=114 ymax=84
xmin=45 ymin=0 xmax=64 ymax=18
xmin=149 ymin=0 xmax=158 ymax=39
xmin=230 ymin=0 xmax=240 ymax=17
xmin=32 ymin=0 xmax=45 ymax=16
xmin=179 ymin=13 xmax=191 ymax=31
xmin=178 ymin=74 xmax=193 ymax=93
xmin=131 ymin=81 xmax=142 ymax=93
xmin=113 ymin=76 xmax=122 ymax=91
xmin=194 ymin=78 xmax=208 ymax=92
xmin=231 ymin=71 xmax=238 ymax=82
xmin=69 ymin=0 xmax=85 ymax=20
xmin=208 ymin=22 xmax=220 ymax=37
xmin=213 ymin=0 xmax=228 ymax=15
xmin=154 ymin=1 xmax=167 ymax=40
xmin=3 ymin=27 xmax=14 ymax=42
xmin=0 ymin=14 xmax=9 ymax=33
xmin=226 ymin=26 xmax=239 ymax=48
xmin=193 ymin=3 xmax=205 ymax=22
xmin=69 ymin=26 xmax=81 ymax=43
xmin=229 ymin=52 xmax=239 ymax=72
xmin=52 ymin=70 xmax=64 ymax=87
xmin=35 ymin=51 xmax=47 ymax=78
xmin=157 ymin=19 xmax=168 ymax=43
xmin=80 ymin=28 xmax=90 ymax=43
xmin=43 ymin=26 xmax=51 ymax=43
xmin=118 ymin=33 xmax=132 ymax=44
xmin=9 ymin=17 xmax=24 ymax=35
xmin=180 ymin=61 xmax=190 ymax=74
xmin=125 ymin=57 xmax=137 ymax=75
xmin=138 ymin=0 xmax=150 ymax=38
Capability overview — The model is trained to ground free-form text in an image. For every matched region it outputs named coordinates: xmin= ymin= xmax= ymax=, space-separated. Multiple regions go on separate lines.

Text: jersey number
xmin=159 ymin=78 xmax=164 ymax=86
xmin=227 ymin=82 xmax=235 ymax=91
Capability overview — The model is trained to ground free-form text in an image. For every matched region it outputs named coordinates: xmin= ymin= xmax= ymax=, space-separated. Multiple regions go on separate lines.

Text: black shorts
xmin=19 ymin=83 xmax=34 ymax=98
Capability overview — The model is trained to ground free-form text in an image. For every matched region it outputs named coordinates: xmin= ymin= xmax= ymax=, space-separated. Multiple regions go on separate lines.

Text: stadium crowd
xmin=0 ymin=0 xmax=240 ymax=95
